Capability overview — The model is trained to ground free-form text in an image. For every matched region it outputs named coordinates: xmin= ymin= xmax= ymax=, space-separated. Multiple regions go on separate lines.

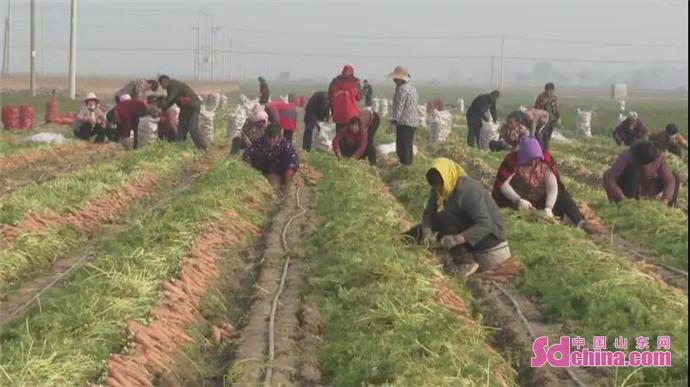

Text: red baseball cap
xmin=342 ymin=65 xmax=354 ymax=76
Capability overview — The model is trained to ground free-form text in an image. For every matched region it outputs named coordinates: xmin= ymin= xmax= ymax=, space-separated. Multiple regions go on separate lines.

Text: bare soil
xmin=231 ymin=181 xmax=321 ymax=387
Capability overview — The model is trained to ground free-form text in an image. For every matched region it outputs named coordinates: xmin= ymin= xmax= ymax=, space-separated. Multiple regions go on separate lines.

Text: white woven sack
xmin=576 ymin=109 xmax=593 ymax=138
xmin=137 ymin=116 xmax=159 ymax=147
xmin=430 ymin=110 xmax=453 ymax=144
xmin=479 ymin=120 xmax=499 ymax=150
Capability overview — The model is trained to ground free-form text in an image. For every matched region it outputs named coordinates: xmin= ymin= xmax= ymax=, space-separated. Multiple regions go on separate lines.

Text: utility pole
xmin=490 ymin=55 xmax=495 ymax=87
xmin=499 ymin=35 xmax=505 ymax=91
xmin=29 ymin=0 xmax=35 ymax=96
xmin=68 ymin=0 xmax=77 ymax=99
xmin=195 ymin=12 xmax=200 ymax=81
xmin=2 ymin=0 xmax=11 ymax=77
xmin=211 ymin=25 xmax=219 ymax=81
xmin=228 ymin=38 xmax=232 ymax=81
xmin=40 ymin=6 xmax=45 ymax=76
xmin=220 ymin=32 xmax=225 ymax=81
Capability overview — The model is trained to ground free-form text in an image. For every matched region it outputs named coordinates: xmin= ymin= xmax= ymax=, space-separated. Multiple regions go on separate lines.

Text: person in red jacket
xmin=332 ymin=110 xmax=380 ymax=164
xmin=329 ymin=65 xmax=362 ymax=133
xmin=107 ymin=98 xmax=149 ymax=149
xmin=266 ymin=101 xmax=298 ymax=144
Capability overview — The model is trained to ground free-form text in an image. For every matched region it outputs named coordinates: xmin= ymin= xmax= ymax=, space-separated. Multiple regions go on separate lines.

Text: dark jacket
xmin=613 ymin=118 xmax=648 ymax=146
xmin=304 ymin=91 xmax=330 ymax=122
xmin=422 ymin=176 xmax=506 ymax=247
xmin=467 ymin=93 xmax=497 ymax=122
xmin=163 ymin=80 xmax=201 ymax=111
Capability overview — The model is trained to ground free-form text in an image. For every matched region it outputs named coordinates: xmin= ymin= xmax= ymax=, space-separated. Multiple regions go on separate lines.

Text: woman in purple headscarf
xmin=494 ymin=138 xmax=585 ymax=227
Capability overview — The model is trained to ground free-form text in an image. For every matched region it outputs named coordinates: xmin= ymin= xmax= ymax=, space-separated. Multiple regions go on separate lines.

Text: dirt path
xmin=0 ymin=143 xmax=122 ymax=197
xmin=231 ymin=182 xmax=321 ymax=387
xmin=466 ymin=278 xmax=603 ymax=387
xmin=0 ymin=157 xmax=214 ymax=327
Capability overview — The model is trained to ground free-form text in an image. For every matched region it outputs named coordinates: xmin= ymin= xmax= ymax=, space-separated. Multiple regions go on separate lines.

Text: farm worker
xmin=523 ymin=107 xmax=550 ymax=137
xmin=490 ymin=110 xmax=530 ymax=152
xmin=258 ymin=76 xmax=271 ymax=105
xmin=158 ymin=75 xmax=207 ymax=150
xmin=114 ymin=79 xmax=159 ymax=103
xmin=603 ymin=140 xmax=680 ymax=207
xmin=266 ymin=100 xmax=298 ymax=144
xmin=492 ymin=138 xmax=586 ymax=228
xmin=650 ymin=123 xmax=687 ymax=158
xmin=153 ymin=96 xmax=179 ymax=142
xmin=74 ymin=92 xmax=110 ymax=143
xmin=466 ymin=90 xmax=500 ymax=148
xmin=302 ymin=91 xmax=331 ymax=152
xmin=329 ymin=65 xmax=362 ymax=133
xmin=362 ymin=79 xmax=374 ymax=107
xmin=390 ymin=66 xmax=420 ymax=166
xmin=107 ymin=97 xmax=149 ymax=149
xmin=403 ymin=158 xmax=512 ymax=277
xmin=533 ymin=82 xmax=561 ymax=150
xmin=332 ymin=110 xmax=380 ymax=164
xmin=613 ymin=111 xmax=648 ymax=146
xmin=230 ymin=110 xmax=270 ymax=155
xmin=243 ymin=124 xmax=300 ymax=187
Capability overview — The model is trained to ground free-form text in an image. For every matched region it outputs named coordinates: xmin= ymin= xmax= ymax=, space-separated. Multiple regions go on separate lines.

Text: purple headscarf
xmin=517 ymin=138 xmax=544 ymax=166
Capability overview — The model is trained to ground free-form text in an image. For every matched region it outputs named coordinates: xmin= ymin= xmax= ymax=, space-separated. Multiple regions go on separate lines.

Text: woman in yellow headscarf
xmin=403 ymin=158 xmax=512 ymax=278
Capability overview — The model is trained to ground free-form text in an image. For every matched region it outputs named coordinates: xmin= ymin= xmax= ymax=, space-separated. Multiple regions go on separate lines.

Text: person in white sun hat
xmin=613 ymin=110 xmax=648 ymax=146
xmin=389 ymin=66 xmax=419 ymax=166
xmin=74 ymin=92 xmax=109 ymax=143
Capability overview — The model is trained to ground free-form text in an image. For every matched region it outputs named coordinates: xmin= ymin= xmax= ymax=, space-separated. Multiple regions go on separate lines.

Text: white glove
xmin=543 ymin=208 xmax=554 ymax=218
xmin=516 ymin=199 xmax=533 ymax=211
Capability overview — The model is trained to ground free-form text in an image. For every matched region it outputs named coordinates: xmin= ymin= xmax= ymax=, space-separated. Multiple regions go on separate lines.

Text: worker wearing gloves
xmin=466 ymin=90 xmax=500 ymax=148
xmin=158 ymin=75 xmax=206 ymax=150
xmin=404 ymin=158 xmax=512 ymax=277
xmin=243 ymin=124 xmax=300 ymax=187
xmin=493 ymin=138 xmax=585 ymax=227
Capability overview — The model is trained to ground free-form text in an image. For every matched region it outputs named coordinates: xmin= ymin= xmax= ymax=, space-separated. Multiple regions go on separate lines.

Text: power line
xmin=9 ymin=19 xmax=689 ymax=50
xmin=15 ymin=44 xmax=688 ymax=65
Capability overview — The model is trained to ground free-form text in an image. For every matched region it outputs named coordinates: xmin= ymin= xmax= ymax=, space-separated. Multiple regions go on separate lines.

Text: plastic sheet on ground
xmin=376 ymin=142 xmax=418 ymax=156
xmin=30 ymin=132 xmax=66 ymax=144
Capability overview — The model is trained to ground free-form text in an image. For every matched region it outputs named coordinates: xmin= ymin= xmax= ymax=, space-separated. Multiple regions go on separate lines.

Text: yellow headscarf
xmin=430 ymin=158 xmax=466 ymax=210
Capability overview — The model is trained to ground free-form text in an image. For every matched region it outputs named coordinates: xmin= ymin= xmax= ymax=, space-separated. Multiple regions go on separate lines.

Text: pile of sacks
xmin=429 ymin=109 xmax=453 ymax=144
xmin=372 ymin=98 xmax=391 ymax=118
xmin=576 ymin=109 xmax=593 ymax=138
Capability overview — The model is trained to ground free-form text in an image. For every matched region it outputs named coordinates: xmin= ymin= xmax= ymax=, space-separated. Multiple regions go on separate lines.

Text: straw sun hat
xmin=388 ymin=66 xmax=411 ymax=81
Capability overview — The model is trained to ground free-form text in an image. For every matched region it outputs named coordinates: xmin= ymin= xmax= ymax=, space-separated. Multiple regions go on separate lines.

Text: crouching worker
xmin=603 ymin=140 xmax=680 ymax=207
xmin=404 ymin=158 xmax=512 ymax=278
xmin=332 ymin=110 xmax=380 ymax=164
xmin=74 ymin=93 xmax=111 ymax=143
xmin=493 ymin=138 xmax=585 ymax=227
xmin=231 ymin=110 xmax=269 ymax=155
xmin=650 ymin=123 xmax=688 ymax=159
xmin=243 ymin=124 xmax=299 ymax=187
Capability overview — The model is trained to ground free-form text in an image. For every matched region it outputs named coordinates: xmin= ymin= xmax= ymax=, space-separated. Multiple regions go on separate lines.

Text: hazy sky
xmin=2 ymin=0 xmax=688 ymax=85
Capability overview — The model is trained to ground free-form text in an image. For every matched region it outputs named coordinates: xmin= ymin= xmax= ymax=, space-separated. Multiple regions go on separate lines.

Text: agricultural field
xmin=0 ymin=84 xmax=688 ymax=387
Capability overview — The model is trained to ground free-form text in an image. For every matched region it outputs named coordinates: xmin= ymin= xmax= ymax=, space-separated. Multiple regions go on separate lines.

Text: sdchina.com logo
xmin=531 ymin=336 xmax=672 ymax=368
